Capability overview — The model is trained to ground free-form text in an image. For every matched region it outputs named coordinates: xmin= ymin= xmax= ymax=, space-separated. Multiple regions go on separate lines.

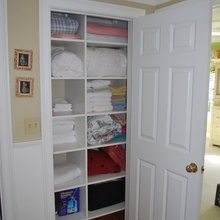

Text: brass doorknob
xmin=186 ymin=163 xmax=198 ymax=173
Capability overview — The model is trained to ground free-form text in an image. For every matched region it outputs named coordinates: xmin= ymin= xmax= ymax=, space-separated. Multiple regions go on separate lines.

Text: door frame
xmin=0 ymin=0 xmax=16 ymax=220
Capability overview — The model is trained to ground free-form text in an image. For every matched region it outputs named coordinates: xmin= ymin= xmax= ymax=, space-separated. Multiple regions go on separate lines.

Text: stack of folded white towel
xmin=53 ymin=119 xmax=76 ymax=145
xmin=54 ymin=162 xmax=81 ymax=186
xmin=53 ymin=98 xmax=72 ymax=113
xmin=87 ymin=80 xmax=113 ymax=112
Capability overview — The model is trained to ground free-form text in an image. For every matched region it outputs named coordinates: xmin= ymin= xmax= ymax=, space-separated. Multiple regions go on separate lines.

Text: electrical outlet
xmin=24 ymin=117 xmax=41 ymax=135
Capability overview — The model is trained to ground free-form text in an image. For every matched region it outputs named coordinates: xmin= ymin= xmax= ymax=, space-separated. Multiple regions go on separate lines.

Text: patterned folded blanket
xmin=87 ymin=115 xmax=122 ymax=145
xmin=51 ymin=13 xmax=79 ymax=34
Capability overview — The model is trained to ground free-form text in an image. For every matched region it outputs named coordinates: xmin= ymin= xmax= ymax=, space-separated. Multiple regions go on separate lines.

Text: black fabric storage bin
xmin=88 ymin=178 xmax=125 ymax=211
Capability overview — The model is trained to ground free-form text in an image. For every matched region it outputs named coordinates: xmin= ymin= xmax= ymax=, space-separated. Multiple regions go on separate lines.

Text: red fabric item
xmin=88 ymin=149 xmax=121 ymax=176
xmin=102 ymin=145 xmax=126 ymax=171
xmin=87 ymin=23 xmax=128 ymax=38
xmin=51 ymin=33 xmax=81 ymax=39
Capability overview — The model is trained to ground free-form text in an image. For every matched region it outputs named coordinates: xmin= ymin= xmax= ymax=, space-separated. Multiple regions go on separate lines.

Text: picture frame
xmin=16 ymin=77 xmax=34 ymax=97
xmin=14 ymin=49 xmax=33 ymax=71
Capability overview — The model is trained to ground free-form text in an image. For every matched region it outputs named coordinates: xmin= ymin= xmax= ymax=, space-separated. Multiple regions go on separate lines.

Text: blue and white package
xmin=58 ymin=188 xmax=79 ymax=216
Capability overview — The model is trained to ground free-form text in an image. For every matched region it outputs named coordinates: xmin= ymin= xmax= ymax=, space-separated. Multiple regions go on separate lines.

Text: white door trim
xmin=0 ymin=0 xmax=16 ymax=220
xmin=39 ymin=1 xmax=145 ymax=220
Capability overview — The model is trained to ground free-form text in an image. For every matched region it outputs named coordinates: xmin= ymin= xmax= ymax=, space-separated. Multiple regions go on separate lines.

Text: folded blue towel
xmin=113 ymin=103 xmax=126 ymax=110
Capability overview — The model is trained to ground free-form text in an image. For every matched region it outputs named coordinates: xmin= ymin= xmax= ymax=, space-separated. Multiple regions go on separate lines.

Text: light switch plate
xmin=24 ymin=117 xmax=41 ymax=135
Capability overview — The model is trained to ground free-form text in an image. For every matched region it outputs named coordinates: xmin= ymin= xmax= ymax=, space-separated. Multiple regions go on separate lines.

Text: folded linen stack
xmin=53 ymin=98 xmax=72 ymax=113
xmin=87 ymin=47 xmax=127 ymax=77
xmin=110 ymin=85 xmax=127 ymax=111
xmin=51 ymin=48 xmax=83 ymax=77
xmin=51 ymin=12 xmax=81 ymax=39
xmin=87 ymin=80 xmax=113 ymax=113
xmin=87 ymin=115 xmax=122 ymax=145
xmin=87 ymin=16 xmax=127 ymax=43
xmin=53 ymin=119 xmax=76 ymax=145
xmin=111 ymin=114 xmax=126 ymax=142
xmin=54 ymin=162 xmax=81 ymax=186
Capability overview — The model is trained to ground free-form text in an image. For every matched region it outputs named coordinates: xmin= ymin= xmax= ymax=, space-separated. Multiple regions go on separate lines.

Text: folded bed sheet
xmin=87 ymin=47 xmax=127 ymax=77
xmin=87 ymin=17 xmax=127 ymax=28
xmin=51 ymin=49 xmax=83 ymax=77
xmin=87 ymin=22 xmax=127 ymax=38
xmin=87 ymin=33 xmax=127 ymax=44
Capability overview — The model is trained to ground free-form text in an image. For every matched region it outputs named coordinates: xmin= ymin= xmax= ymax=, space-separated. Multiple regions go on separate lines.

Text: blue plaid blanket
xmin=51 ymin=13 xmax=79 ymax=34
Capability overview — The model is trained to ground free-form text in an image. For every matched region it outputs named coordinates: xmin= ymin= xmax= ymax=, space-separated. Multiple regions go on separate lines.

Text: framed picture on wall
xmin=16 ymin=77 xmax=34 ymax=97
xmin=14 ymin=49 xmax=33 ymax=71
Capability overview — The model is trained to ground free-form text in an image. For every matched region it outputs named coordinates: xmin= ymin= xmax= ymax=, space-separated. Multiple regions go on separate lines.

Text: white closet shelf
xmin=87 ymin=141 xmax=126 ymax=149
xmin=53 ymin=112 xmax=85 ymax=118
xmin=88 ymin=171 xmax=126 ymax=185
xmin=52 ymin=77 xmax=85 ymax=80
xmin=54 ymin=176 xmax=86 ymax=192
xmin=87 ymin=110 xmax=127 ymax=116
xmin=56 ymin=212 xmax=86 ymax=220
xmin=53 ymin=142 xmax=86 ymax=154
xmin=51 ymin=38 xmax=84 ymax=47
xmin=86 ymin=76 xmax=127 ymax=80
xmin=87 ymin=40 xmax=127 ymax=48
xmin=88 ymin=202 xmax=125 ymax=220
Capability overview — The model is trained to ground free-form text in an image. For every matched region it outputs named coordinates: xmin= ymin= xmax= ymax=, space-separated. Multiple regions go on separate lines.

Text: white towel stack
xmin=53 ymin=98 xmax=72 ymax=113
xmin=53 ymin=119 xmax=76 ymax=145
xmin=54 ymin=162 xmax=81 ymax=186
xmin=87 ymin=80 xmax=113 ymax=112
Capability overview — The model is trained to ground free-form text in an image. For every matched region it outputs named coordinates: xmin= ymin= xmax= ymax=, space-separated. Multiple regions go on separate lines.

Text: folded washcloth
xmin=54 ymin=163 xmax=81 ymax=186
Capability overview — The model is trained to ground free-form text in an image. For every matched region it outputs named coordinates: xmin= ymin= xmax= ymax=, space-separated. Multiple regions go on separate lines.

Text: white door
xmin=129 ymin=0 xmax=211 ymax=219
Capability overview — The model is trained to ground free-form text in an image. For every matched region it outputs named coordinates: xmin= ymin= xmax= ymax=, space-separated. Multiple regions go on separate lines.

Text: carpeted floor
xmin=200 ymin=144 xmax=220 ymax=220
xmin=93 ymin=211 xmax=124 ymax=220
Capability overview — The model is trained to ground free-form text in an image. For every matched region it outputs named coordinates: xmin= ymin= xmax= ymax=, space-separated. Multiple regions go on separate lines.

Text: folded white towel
xmin=87 ymin=97 xmax=112 ymax=103
xmin=53 ymin=108 xmax=72 ymax=113
xmin=87 ymin=105 xmax=113 ymax=113
xmin=87 ymin=91 xmax=112 ymax=99
xmin=87 ymin=80 xmax=111 ymax=90
xmin=53 ymin=131 xmax=76 ymax=145
xmin=53 ymin=99 xmax=72 ymax=109
xmin=53 ymin=120 xmax=75 ymax=127
xmin=87 ymin=101 xmax=112 ymax=106
xmin=54 ymin=163 xmax=81 ymax=186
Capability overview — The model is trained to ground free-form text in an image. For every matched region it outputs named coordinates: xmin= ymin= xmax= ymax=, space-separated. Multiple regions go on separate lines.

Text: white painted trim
xmin=123 ymin=0 xmax=156 ymax=6
xmin=0 ymin=0 xmax=16 ymax=220
xmin=39 ymin=1 xmax=144 ymax=220
xmin=155 ymin=0 xmax=211 ymax=12
xmin=51 ymin=0 xmax=145 ymax=19
xmin=14 ymin=140 xmax=43 ymax=148
xmin=39 ymin=0 xmax=56 ymax=219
